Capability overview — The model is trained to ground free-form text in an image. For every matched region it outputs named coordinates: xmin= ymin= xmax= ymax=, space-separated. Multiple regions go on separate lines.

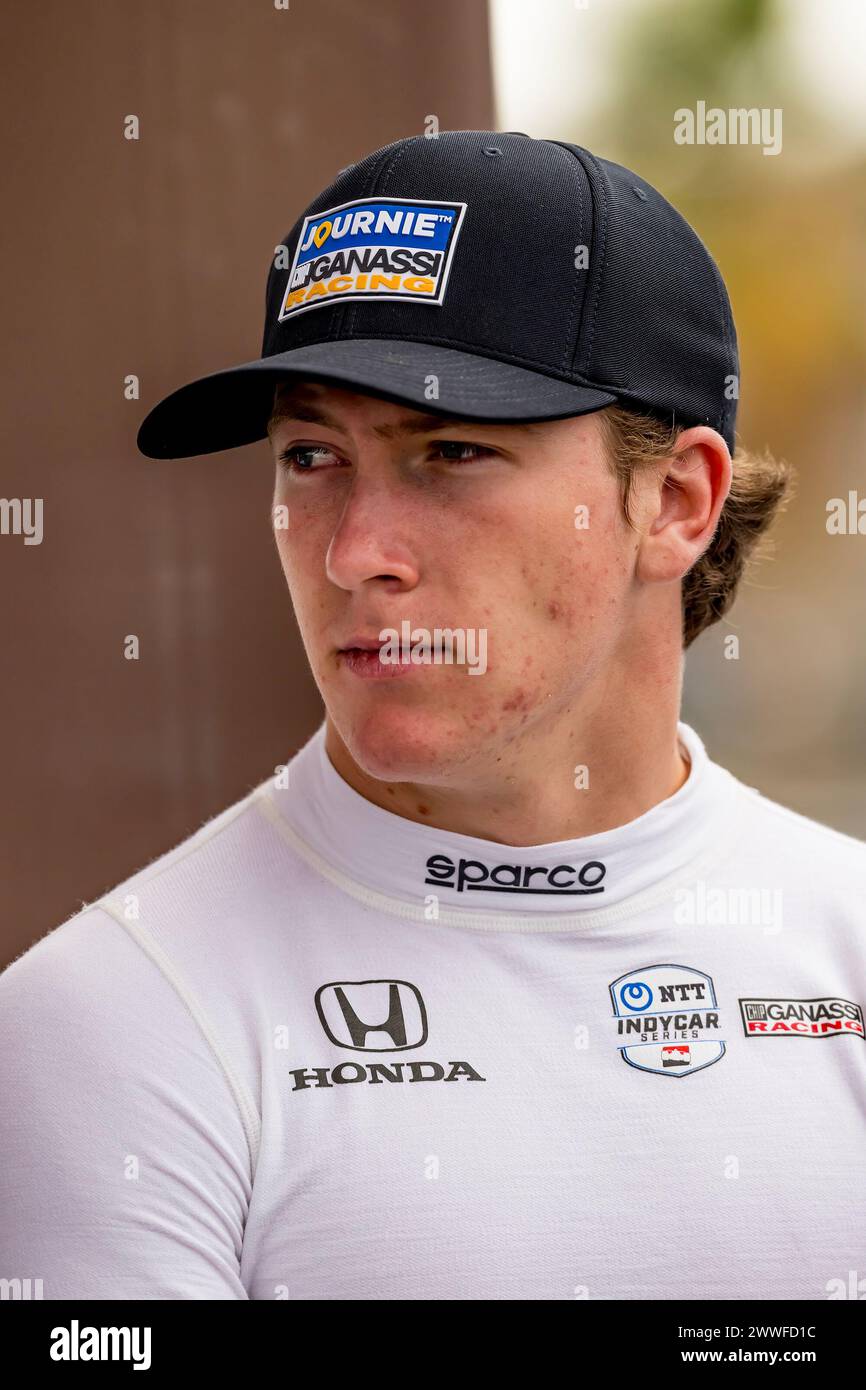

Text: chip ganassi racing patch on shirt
xmin=739 ymin=996 xmax=865 ymax=1039
xmin=279 ymin=196 xmax=467 ymax=320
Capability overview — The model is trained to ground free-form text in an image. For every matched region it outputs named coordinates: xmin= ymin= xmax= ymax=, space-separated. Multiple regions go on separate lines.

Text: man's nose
xmin=325 ymin=476 xmax=420 ymax=592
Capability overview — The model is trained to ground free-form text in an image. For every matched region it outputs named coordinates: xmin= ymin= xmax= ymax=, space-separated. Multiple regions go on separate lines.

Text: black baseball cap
xmin=137 ymin=130 xmax=739 ymax=459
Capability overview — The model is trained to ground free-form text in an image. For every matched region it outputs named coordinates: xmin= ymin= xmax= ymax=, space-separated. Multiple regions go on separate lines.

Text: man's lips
xmin=336 ymin=645 xmax=417 ymax=679
xmin=336 ymin=633 xmax=425 ymax=679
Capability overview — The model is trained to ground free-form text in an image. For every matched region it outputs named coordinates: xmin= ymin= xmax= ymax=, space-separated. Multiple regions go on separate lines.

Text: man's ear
xmin=635 ymin=426 xmax=732 ymax=585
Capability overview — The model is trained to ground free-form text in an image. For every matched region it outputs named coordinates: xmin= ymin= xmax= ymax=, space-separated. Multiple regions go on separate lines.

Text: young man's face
xmin=268 ymin=380 xmax=652 ymax=783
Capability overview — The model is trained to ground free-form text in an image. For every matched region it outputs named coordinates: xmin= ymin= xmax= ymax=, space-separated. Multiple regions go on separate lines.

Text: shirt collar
xmin=268 ymin=720 xmax=738 ymax=918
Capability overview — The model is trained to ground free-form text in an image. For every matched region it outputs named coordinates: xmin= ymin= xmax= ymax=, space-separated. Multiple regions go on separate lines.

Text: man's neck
xmin=323 ymin=696 xmax=689 ymax=848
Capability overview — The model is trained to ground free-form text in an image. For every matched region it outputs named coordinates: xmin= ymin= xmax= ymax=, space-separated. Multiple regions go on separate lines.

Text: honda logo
xmin=315 ymin=979 xmax=429 ymax=1052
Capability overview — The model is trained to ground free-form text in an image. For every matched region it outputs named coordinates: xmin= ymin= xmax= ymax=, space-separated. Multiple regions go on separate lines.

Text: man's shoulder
xmin=89 ymin=771 xmax=309 ymax=965
xmin=0 ymin=774 xmax=289 ymax=1149
xmin=3 ymin=771 xmax=302 ymax=1001
xmin=1 ymin=778 xmax=267 ymax=994
xmin=107 ymin=777 xmax=271 ymax=904
xmin=728 ymin=771 xmax=866 ymax=875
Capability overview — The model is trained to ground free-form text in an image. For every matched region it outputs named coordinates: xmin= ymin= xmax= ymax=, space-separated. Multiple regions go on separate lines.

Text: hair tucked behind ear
xmin=597 ymin=405 xmax=794 ymax=648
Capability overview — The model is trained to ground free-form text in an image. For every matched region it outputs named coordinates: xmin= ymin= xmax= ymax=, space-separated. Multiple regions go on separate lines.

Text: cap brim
xmin=136 ymin=340 xmax=617 ymax=458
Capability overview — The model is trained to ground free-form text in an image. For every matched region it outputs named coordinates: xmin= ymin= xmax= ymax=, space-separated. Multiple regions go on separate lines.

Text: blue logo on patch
xmin=279 ymin=196 xmax=467 ymax=321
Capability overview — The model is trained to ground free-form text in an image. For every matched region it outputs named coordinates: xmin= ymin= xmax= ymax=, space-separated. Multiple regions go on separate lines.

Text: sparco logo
xmin=290 ymin=979 xmax=486 ymax=1092
xmin=739 ymin=996 xmax=865 ymax=1040
xmin=425 ymin=853 xmax=606 ymax=896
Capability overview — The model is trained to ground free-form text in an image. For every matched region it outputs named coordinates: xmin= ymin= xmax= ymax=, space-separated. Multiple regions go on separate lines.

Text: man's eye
xmin=277 ymin=445 xmax=341 ymax=473
xmin=429 ymin=441 xmax=495 ymax=463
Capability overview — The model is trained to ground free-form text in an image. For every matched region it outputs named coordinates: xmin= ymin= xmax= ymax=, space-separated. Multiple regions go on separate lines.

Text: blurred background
xmin=1 ymin=0 xmax=863 ymax=966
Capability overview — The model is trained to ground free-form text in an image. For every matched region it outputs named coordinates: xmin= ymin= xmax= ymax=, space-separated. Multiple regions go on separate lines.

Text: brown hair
xmin=598 ymin=405 xmax=794 ymax=648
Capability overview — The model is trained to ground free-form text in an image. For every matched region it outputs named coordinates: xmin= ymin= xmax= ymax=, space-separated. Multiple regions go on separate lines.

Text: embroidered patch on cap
xmin=278 ymin=196 xmax=467 ymax=321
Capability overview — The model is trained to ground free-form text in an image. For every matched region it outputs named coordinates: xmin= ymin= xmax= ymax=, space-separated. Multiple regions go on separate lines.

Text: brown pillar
xmin=0 ymin=0 xmax=494 ymax=962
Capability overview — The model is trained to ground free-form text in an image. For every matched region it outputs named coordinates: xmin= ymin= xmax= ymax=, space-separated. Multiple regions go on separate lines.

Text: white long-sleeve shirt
xmin=1 ymin=722 xmax=864 ymax=1300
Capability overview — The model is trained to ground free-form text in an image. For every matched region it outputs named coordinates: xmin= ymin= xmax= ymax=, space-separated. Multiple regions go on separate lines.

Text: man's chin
xmin=328 ymin=702 xmax=476 ymax=784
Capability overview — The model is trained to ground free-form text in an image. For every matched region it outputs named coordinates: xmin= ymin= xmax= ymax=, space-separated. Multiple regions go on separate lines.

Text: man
xmin=2 ymin=132 xmax=864 ymax=1301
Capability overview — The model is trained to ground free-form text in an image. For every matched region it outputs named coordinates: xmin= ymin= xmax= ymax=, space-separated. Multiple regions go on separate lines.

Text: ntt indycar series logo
xmin=279 ymin=197 xmax=467 ymax=320
xmin=610 ymin=963 xmax=726 ymax=1077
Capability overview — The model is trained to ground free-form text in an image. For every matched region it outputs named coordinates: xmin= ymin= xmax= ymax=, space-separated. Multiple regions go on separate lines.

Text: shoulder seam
xmin=107 ymin=784 xmax=268 ymax=898
xmin=96 ymin=900 xmax=262 ymax=1179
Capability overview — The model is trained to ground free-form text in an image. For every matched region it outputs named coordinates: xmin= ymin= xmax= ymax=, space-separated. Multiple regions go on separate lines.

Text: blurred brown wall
xmin=0 ymin=0 xmax=495 ymax=965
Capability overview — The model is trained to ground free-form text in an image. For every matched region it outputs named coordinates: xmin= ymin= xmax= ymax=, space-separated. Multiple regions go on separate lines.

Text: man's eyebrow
xmin=267 ymin=397 xmax=545 ymax=440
